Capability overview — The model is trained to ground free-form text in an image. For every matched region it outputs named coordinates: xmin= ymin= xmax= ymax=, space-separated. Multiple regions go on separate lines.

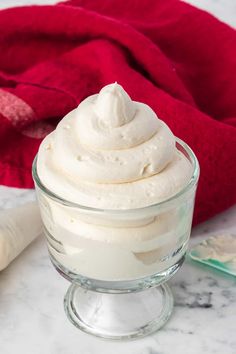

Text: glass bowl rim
xmin=32 ymin=137 xmax=200 ymax=215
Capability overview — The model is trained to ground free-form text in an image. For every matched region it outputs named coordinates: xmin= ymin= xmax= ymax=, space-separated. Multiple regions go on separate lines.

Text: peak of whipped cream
xmin=94 ymin=82 xmax=135 ymax=128
xmin=37 ymin=83 xmax=193 ymax=209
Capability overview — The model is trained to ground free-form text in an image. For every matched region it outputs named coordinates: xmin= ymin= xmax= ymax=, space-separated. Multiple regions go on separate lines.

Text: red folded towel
xmin=0 ymin=0 xmax=235 ymax=224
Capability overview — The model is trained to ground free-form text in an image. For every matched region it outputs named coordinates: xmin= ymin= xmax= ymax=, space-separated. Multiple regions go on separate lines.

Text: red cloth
xmin=0 ymin=0 xmax=235 ymax=224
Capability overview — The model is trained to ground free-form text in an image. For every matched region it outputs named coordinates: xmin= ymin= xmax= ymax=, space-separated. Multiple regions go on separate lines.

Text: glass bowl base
xmin=64 ymin=282 xmax=173 ymax=340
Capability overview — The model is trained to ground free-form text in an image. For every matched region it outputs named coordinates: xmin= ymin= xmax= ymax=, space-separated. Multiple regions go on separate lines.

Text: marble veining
xmin=0 ymin=194 xmax=235 ymax=354
xmin=0 ymin=186 xmax=35 ymax=210
xmin=0 ymin=1 xmax=236 ymax=353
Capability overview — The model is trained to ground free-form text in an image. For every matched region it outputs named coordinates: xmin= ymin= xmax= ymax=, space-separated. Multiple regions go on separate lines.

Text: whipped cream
xmin=37 ymin=83 xmax=192 ymax=209
xmin=36 ymin=83 xmax=196 ymax=281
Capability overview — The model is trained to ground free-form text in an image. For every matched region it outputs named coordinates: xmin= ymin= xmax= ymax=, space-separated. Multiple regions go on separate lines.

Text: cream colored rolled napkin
xmin=0 ymin=201 xmax=42 ymax=270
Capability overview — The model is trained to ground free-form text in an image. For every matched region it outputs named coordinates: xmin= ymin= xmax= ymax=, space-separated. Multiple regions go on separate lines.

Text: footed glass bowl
xmin=32 ymin=139 xmax=199 ymax=340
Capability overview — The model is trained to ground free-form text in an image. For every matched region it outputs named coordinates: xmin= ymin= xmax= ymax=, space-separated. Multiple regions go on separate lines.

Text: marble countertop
xmin=0 ymin=1 xmax=236 ymax=353
xmin=1 ymin=188 xmax=236 ymax=354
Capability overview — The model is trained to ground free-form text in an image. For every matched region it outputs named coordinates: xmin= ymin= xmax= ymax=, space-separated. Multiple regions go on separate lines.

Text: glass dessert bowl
xmin=32 ymin=138 xmax=199 ymax=340
xmin=33 ymin=82 xmax=199 ymax=339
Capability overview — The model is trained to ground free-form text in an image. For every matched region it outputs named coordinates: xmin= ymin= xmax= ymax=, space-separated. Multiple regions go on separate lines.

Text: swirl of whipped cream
xmin=37 ymin=83 xmax=193 ymax=209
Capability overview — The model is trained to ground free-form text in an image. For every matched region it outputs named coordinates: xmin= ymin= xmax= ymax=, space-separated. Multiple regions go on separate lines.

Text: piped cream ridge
xmin=37 ymin=83 xmax=193 ymax=209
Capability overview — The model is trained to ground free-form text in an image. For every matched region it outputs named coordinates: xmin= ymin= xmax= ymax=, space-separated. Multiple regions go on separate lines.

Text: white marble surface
xmin=0 ymin=1 xmax=236 ymax=353
xmin=0 ymin=187 xmax=236 ymax=354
